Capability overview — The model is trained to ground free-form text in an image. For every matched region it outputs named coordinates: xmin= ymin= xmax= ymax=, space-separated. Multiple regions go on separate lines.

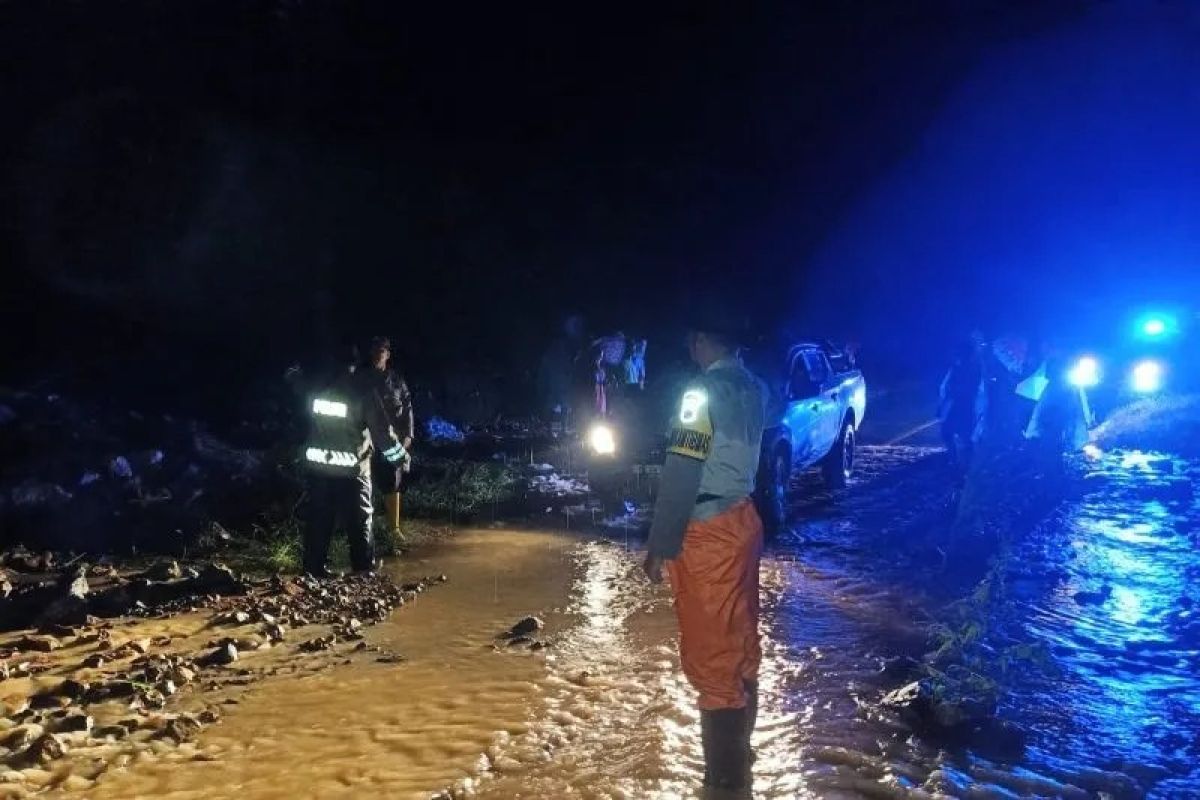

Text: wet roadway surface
xmin=78 ymin=443 xmax=1200 ymax=799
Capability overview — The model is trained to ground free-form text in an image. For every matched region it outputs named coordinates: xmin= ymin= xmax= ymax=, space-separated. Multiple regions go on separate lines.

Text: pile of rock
xmin=0 ymin=388 xmax=284 ymax=556
xmin=0 ymin=555 xmax=249 ymax=632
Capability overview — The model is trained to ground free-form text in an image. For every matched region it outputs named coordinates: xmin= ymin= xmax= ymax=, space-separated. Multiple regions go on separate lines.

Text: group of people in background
xmin=290 ymin=336 xmax=415 ymax=577
xmin=537 ymin=314 xmax=649 ymax=431
xmin=938 ymin=330 xmax=1092 ymax=478
xmin=591 ymin=331 xmax=647 ymax=417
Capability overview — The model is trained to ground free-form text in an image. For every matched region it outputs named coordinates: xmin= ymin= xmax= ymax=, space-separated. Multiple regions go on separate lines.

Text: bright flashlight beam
xmin=589 ymin=425 xmax=616 ymax=455
xmin=1067 ymin=356 xmax=1101 ymax=388
xmin=1131 ymin=360 xmax=1164 ymax=394
xmin=1143 ymin=318 xmax=1166 ymax=337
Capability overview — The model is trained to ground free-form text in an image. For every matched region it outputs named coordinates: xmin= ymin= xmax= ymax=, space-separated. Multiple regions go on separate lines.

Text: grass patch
xmin=404 ymin=459 xmax=519 ymax=519
xmin=231 ymin=515 xmax=455 ymax=575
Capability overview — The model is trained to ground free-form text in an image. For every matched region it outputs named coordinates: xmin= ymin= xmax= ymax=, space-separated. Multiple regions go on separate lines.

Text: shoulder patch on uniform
xmin=667 ymin=388 xmax=712 ymax=460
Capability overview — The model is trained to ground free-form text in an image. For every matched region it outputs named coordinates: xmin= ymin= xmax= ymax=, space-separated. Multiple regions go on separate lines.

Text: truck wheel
xmin=822 ymin=419 xmax=855 ymax=489
xmin=755 ymin=447 xmax=790 ymax=538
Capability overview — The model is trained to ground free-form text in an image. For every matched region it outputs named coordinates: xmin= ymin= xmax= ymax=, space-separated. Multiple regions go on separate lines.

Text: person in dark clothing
xmin=363 ymin=337 xmax=415 ymax=538
xmin=302 ymin=351 xmax=407 ymax=576
xmin=537 ymin=314 xmax=586 ymax=433
xmin=939 ymin=340 xmax=982 ymax=473
xmin=591 ymin=331 xmax=627 ymax=418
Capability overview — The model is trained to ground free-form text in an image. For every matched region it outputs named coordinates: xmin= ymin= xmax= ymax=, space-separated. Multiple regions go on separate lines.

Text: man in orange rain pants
xmin=643 ymin=311 xmax=767 ymax=795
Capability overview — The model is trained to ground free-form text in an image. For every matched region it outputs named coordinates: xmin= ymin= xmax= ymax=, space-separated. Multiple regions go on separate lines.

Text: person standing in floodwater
xmin=363 ymin=336 xmax=415 ymax=540
xmin=643 ymin=308 xmax=766 ymax=796
xmin=939 ymin=339 xmax=983 ymax=475
xmin=301 ymin=347 xmax=408 ymax=576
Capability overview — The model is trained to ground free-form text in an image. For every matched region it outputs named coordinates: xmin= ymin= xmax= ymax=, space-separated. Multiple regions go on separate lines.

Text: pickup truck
xmin=582 ymin=341 xmax=865 ymax=529
xmin=753 ymin=341 xmax=867 ymax=534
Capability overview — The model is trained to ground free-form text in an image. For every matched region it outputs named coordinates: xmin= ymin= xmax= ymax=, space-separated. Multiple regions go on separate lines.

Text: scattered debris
xmin=500 ymin=615 xmax=544 ymax=640
xmin=298 ymin=636 xmax=336 ymax=653
xmin=24 ymin=733 xmax=65 ymax=765
xmin=425 ymin=416 xmax=466 ymax=444
xmin=142 ymin=561 xmax=184 ymax=582
xmin=161 ymin=715 xmax=202 ymax=743
xmin=109 ymin=456 xmax=134 ymax=480
xmin=15 ymin=635 xmax=61 ymax=653
xmin=206 ymin=642 xmax=239 ymax=666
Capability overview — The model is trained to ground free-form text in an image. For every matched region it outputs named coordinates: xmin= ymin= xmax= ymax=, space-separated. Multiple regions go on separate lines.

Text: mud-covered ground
xmin=0 ymin=567 xmax=446 ymax=797
xmin=2 ymin=438 xmax=1192 ymax=799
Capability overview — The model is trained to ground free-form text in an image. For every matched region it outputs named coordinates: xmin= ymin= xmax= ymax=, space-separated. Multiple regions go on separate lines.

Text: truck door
xmin=782 ymin=349 xmax=820 ymax=469
xmin=802 ymin=350 xmax=841 ymax=458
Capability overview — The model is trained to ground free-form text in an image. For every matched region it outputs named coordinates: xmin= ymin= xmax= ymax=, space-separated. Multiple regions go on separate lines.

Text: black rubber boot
xmin=743 ymin=679 xmax=759 ymax=766
xmin=700 ymin=708 xmax=748 ymax=793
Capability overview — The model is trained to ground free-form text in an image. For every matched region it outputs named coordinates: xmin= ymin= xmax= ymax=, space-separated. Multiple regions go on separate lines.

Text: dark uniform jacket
xmin=304 ymin=369 xmax=403 ymax=479
xmin=646 ymin=358 xmax=767 ymax=559
xmin=364 ymin=368 xmax=415 ymax=443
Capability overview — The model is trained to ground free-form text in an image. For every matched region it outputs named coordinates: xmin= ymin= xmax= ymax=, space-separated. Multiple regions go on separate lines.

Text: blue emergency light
xmin=1131 ymin=360 xmax=1164 ymax=393
xmin=1067 ymin=356 xmax=1101 ymax=388
xmin=1134 ymin=312 xmax=1177 ymax=340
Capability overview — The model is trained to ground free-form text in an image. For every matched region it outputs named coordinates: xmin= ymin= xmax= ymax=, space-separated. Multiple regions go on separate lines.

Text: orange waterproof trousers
xmin=666 ymin=499 xmax=763 ymax=711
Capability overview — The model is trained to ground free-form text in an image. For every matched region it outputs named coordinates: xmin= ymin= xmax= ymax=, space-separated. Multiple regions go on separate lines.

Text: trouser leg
xmin=347 ymin=472 xmax=376 ymax=572
xmin=666 ymin=500 xmax=763 ymax=790
xmin=303 ymin=476 xmax=336 ymax=576
xmin=376 ymin=458 xmax=403 ymax=534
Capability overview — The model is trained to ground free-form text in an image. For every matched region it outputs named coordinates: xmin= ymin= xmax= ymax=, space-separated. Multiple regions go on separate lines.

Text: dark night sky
xmin=1 ymin=1 xmax=1109 ymax=389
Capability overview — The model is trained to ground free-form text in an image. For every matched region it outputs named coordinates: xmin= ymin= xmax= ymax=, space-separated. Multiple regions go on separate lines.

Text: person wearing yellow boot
xmin=364 ymin=337 xmax=415 ymax=542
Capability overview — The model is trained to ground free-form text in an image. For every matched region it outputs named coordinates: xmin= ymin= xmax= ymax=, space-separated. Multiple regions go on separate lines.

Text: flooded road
xmin=1002 ymin=450 xmax=1200 ymax=798
xmin=81 ymin=446 xmax=1199 ymax=799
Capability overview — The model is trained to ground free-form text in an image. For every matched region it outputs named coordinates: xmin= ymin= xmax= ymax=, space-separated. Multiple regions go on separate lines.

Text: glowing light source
xmin=312 ymin=398 xmax=348 ymax=417
xmin=589 ymin=424 xmax=616 ymax=455
xmin=1082 ymin=443 xmax=1103 ymax=460
xmin=1067 ymin=356 xmax=1101 ymax=388
xmin=1130 ymin=360 xmax=1164 ymax=394
xmin=679 ymin=390 xmax=708 ymax=424
xmin=1134 ymin=312 xmax=1177 ymax=339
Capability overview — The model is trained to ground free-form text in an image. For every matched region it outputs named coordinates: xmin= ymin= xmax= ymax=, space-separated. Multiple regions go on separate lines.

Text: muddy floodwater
xmin=80 ymin=446 xmax=1199 ymax=799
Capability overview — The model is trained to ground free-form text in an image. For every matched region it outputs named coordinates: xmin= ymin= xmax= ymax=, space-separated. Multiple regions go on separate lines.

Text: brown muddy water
xmin=76 ymin=524 xmax=926 ymax=800
xmin=67 ymin=445 xmax=1200 ymax=799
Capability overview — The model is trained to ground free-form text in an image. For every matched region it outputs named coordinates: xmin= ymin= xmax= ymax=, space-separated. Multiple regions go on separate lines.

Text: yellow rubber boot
xmin=384 ymin=492 xmax=402 ymax=535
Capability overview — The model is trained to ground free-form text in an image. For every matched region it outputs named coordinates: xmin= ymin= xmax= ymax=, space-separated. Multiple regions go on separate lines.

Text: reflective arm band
xmin=667 ymin=388 xmax=713 ymax=461
xmin=382 ymin=442 xmax=408 ymax=463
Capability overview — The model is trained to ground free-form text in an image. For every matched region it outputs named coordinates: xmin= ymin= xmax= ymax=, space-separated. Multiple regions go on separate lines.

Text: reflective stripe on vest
xmin=312 ymin=398 xmax=348 ymax=418
xmin=305 ymin=447 xmax=357 ymax=468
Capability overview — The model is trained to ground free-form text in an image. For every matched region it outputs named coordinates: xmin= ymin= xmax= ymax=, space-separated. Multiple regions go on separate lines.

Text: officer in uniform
xmin=364 ymin=337 xmax=415 ymax=538
xmin=643 ymin=311 xmax=767 ymax=794
xmin=303 ymin=351 xmax=408 ymax=576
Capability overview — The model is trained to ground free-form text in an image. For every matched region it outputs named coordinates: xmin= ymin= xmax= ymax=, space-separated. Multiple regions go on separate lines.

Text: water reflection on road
xmin=1004 ymin=449 xmax=1200 ymax=797
xmin=83 ymin=445 xmax=1200 ymax=799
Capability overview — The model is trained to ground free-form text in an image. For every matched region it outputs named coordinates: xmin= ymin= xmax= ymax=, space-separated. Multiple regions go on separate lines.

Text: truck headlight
xmin=1130 ymin=360 xmax=1164 ymax=394
xmin=1067 ymin=356 xmax=1101 ymax=388
xmin=589 ymin=424 xmax=616 ymax=455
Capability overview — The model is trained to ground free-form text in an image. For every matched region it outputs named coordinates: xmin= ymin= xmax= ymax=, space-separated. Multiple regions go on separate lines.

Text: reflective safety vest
xmin=667 ymin=358 xmax=765 ymax=513
xmin=304 ymin=384 xmax=371 ymax=478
